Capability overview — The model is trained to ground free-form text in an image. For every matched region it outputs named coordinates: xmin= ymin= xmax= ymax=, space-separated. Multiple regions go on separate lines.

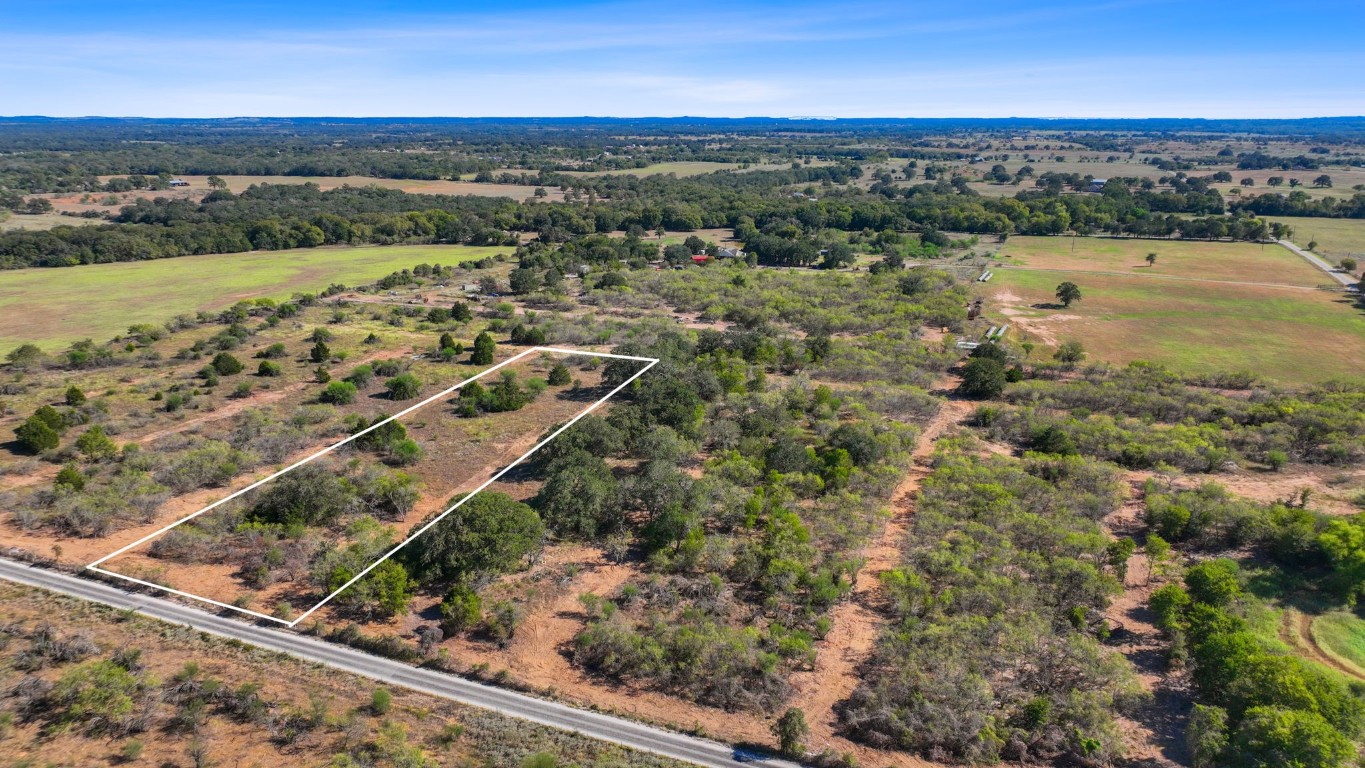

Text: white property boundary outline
xmin=87 ymin=346 xmax=658 ymax=627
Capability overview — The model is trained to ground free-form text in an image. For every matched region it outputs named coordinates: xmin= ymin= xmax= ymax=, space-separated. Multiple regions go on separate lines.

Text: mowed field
xmin=986 ymin=236 xmax=1365 ymax=382
xmin=996 ymin=235 xmax=1328 ymax=287
xmin=0 ymin=244 xmax=504 ymax=351
xmin=1266 ymin=216 xmax=1365 ymax=267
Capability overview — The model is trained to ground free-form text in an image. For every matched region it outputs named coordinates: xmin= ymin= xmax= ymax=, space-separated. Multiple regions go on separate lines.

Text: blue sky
xmin=2 ymin=0 xmax=1362 ymax=118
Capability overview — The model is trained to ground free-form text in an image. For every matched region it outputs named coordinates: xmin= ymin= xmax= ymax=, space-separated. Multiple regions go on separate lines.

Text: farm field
xmin=994 ymin=235 xmax=1329 ymax=287
xmin=0 ymin=244 xmax=505 ymax=351
xmin=987 ymin=256 xmax=1365 ymax=382
xmin=1266 ymin=216 xmax=1365 ymax=266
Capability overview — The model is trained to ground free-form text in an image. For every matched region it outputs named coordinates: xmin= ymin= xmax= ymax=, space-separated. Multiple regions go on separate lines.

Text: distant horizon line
xmin=4 ymin=114 xmax=1364 ymax=122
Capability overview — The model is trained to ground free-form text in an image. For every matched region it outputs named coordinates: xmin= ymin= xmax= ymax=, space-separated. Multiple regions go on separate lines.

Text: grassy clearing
xmin=994 ymin=235 xmax=1328 ymax=287
xmin=1311 ymin=612 xmax=1365 ymax=676
xmin=86 ymin=174 xmax=558 ymax=201
xmin=563 ymin=161 xmax=741 ymax=177
xmin=0 ymin=211 xmax=85 ymax=231
xmin=989 ymin=264 xmax=1365 ymax=383
xmin=1266 ymin=216 xmax=1365 ymax=266
xmin=0 ymin=244 xmax=504 ymax=352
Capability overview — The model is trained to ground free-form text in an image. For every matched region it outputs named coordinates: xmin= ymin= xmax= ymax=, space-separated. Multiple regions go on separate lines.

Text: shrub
xmin=75 ymin=425 xmax=118 ymax=460
xmin=773 ymin=707 xmax=809 ymax=757
xmin=211 ymin=352 xmax=244 ymax=376
xmin=385 ymin=373 xmax=421 ymax=400
xmin=64 ymin=386 xmax=87 ymax=406
xmin=548 ymin=363 xmax=571 ymax=386
xmin=346 ymin=364 xmax=373 ymax=387
xmin=471 ymin=332 xmax=496 ymax=365
xmin=257 ymin=360 xmax=282 ymax=377
xmin=321 ymin=380 xmax=358 ymax=405
xmin=389 ymin=438 xmax=424 ymax=466
xmin=370 ymin=687 xmax=392 ymax=715
xmin=440 ymin=585 xmax=483 ymax=633
xmin=16 ymin=414 xmax=61 ymax=453
xmin=1186 ymin=559 xmax=1241 ymax=607
xmin=55 ymin=464 xmax=86 ymax=491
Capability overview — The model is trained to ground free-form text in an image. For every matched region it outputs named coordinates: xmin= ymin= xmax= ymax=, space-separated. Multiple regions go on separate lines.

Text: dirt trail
xmin=788 ymin=377 xmax=969 ymax=758
xmin=1101 ymin=478 xmax=1189 ymax=767
xmin=1281 ymin=610 xmax=1365 ymax=682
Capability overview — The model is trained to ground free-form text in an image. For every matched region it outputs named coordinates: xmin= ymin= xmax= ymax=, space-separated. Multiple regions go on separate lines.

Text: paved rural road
xmin=1277 ymin=239 xmax=1359 ymax=287
xmin=0 ymin=558 xmax=798 ymax=768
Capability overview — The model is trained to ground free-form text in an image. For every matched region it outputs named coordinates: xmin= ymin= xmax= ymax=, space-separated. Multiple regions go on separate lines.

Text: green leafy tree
xmin=533 ymin=450 xmax=622 ymax=539
xmin=248 ymin=464 xmax=355 ymax=526
xmin=1188 ymin=704 xmax=1229 ymax=768
xmin=401 ymin=492 xmax=543 ymax=584
xmin=471 ymin=332 xmax=496 ymax=365
xmin=327 ymin=558 xmax=413 ymax=620
xmin=1230 ymin=706 xmax=1353 ymax=768
xmin=509 ymin=268 xmax=541 ymax=294
xmin=1149 ymin=584 xmax=1191 ymax=633
xmin=1055 ymin=281 xmax=1082 ymax=307
xmin=960 ymin=357 xmax=1006 ymax=399
xmin=1146 ymin=252 xmax=1158 ymax=267
xmin=1186 ymin=559 xmax=1242 ymax=607
xmin=450 ymin=301 xmax=473 ymax=322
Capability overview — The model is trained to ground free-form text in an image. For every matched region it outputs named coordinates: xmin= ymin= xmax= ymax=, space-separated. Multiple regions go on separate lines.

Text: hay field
xmin=986 ymin=237 xmax=1365 ymax=383
xmin=0 ymin=244 xmax=503 ymax=352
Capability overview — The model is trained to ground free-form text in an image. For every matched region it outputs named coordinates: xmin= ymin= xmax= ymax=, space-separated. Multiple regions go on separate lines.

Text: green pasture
xmin=0 ymin=245 xmax=504 ymax=352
